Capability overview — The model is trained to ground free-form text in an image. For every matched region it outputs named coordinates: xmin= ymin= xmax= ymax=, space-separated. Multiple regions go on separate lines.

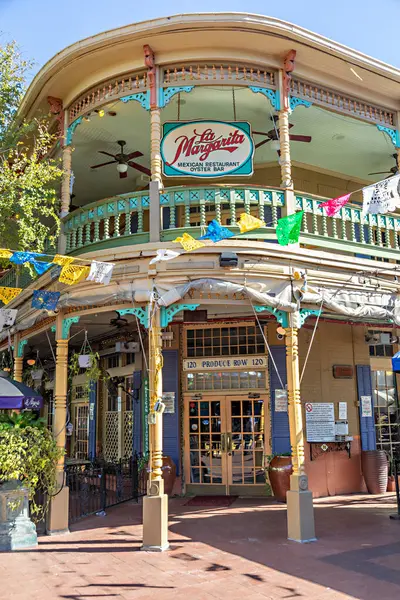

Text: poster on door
xmin=275 ymin=389 xmax=288 ymax=412
xmin=361 ymin=395 xmax=372 ymax=417
xmin=305 ymin=402 xmax=336 ymax=442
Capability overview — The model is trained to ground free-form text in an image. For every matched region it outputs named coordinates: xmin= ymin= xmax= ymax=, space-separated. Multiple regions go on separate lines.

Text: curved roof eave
xmin=19 ymin=12 xmax=400 ymax=117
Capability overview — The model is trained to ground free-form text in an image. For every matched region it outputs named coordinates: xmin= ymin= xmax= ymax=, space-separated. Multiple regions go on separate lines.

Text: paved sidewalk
xmin=1 ymin=494 xmax=400 ymax=600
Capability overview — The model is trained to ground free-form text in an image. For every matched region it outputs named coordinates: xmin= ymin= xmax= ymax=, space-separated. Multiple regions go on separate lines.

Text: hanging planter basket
xmin=31 ymin=369 xmax=44 ymax=381
xmin=78 ymin=355 xmax=92 ymax=369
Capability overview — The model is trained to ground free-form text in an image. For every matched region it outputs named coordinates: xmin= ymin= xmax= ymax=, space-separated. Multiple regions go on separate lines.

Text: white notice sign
xmin=361 ymin=395 xmax=372 ymax=417
xmin=338 ymin=402 xmax=348 ymax=421
xmin=305 ymin=402 xmax=336 ymax=442
xmin=183 ymin=355 xmax=267 ymax=371
xmin=275 ymin=389 xmax=288 ymax=412
xmin=162 ymin=392 xmax=175 ymax=414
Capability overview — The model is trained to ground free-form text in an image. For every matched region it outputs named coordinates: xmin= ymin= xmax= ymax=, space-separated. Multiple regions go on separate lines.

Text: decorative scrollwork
xmin=65 ymin=117 xmax=83 ymax=145
xmin=17 ymin=339 xmax=28 ymax=358
xmin=159 ymin=86 xmax=194 ymax=108
xmin=160 ymin=303 xmax=200 ymax=327
xmin=299 ymin=309 xmax=320 ymax=327
xmin=62 ymin=316 xmax=80 ymax=339
xmin=376 ymin=125 xmax=400 ymax=148
xmin=248 ymin=86 xmax=280 ymax=111
xmin=120 ymin=91 xmax=150 ymax=110
xmin=289 ymin=96 xmax=312 ymax=112
xmin=119 ymin=307 xmax=149 ymax=328
xmin=253 ymin=305 xmax=289 ymax=328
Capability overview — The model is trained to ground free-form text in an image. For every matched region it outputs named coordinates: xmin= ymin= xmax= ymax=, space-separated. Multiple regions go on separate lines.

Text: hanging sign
xmin=361 ymin=395 xmax=372 ymax=417
xmin=305 ymin=402 xmax=336 ymax=442
xmin=183 ymin=355 xmax=267 ymax=371
xmin=161 ymin=120 xmax=254 ymax=178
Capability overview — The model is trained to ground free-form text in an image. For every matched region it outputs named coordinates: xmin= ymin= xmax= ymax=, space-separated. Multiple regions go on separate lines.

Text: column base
xmin=46 ymin=485 xmax=70 ymax=536
xmin=141 ymin=494 xmax=169 ymax=552
xmin=287 ymin=475 xmax=316 ymax=543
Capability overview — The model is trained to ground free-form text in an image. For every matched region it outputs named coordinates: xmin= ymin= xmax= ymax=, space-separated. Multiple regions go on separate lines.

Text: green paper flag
xmin=276 ymin=211 xmax=304 ymax=246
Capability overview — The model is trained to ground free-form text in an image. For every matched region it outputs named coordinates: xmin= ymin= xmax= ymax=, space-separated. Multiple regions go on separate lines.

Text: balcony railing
xmin=1 ymin=185 xmax=400 ymax=291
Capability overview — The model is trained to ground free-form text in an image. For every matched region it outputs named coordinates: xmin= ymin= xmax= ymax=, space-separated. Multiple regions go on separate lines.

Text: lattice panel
xmin=68 ymin=70 xmax=147 ymax=122
xmin=290 ymin=78 xmax=394 ymax=126
xmin=163 ymin=64 xmax=276 ymax=87
xmin=104 ymin=411 xmax=119 ymax=461
xmin=123 ymin=411 xmax=133 ymax=458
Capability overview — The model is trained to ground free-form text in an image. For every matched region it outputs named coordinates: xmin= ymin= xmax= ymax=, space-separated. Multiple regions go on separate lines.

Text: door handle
xmin=227 ymin=432 xmax=233 ymax=455
xmin=221 ymin=432 xmax=227 ymax=453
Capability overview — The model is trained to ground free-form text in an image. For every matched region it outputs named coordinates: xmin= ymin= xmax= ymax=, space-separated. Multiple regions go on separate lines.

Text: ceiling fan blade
xmin=253 ymin=130 xmax=269 ymax=136
xmin=128 ymin=162 xmax=151 ymax=176
xmin=255 ymin=139 xmax=272 ymax=149
xmin=119 ymin=171 xmax=128 ymax=179
xmin=289 ymin=135 xmax=312 ymax=142
xmin=98 ymin=151 xmax=117 ymax=158
xmin=90 ymin=160 xmax=117 ymax=169
xmin=126 ymin=150 xmax=143 ymax=160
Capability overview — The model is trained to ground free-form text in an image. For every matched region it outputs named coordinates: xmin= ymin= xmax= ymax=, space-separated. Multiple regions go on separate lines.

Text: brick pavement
xmin=1 ymin=494 xmax=400 ymax=600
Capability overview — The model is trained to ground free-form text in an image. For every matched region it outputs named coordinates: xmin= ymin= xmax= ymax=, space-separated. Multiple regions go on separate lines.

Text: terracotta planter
xmin=361 ymin=450 xmax=388 ymax=494
xmin=161 ymin=456 xmax=177 ymax=495
xmin=268 ymin=455 xmax=293 ymax=503
xmin=387 ymin=476 xmax=396 ymax=492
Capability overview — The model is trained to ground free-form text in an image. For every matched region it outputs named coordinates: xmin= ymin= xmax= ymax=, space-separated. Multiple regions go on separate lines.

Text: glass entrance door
xmin=186 ymin=395 xmax=266 ymax=495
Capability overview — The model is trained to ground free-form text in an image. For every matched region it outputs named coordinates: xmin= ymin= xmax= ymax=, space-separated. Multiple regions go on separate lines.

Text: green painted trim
xmin=17 ymin=339 xmax=28 ymax=358
xmin=254 ymin=306 xmax=289 ymax=328
xmin=62 ymin=316 xmax=80 ymax=339
xmin=299 ymin=232 xmax=400 ymax=261
xmin=68 ymin=233 xmax=150 ymax=256
xmin=119 ymin=307 xmax=149 ymax=329
xmin=160 ymin=304 xmax=200 ymax=327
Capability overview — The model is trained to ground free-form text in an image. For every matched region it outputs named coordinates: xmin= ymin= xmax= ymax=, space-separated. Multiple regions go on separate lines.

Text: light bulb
xmin=117 ymin=163 xmax=128 ymax=174
xmin=98 ymin=109 xmax=105 ymax=118
xmin=271 ymin=140 xmax=280 ymax=151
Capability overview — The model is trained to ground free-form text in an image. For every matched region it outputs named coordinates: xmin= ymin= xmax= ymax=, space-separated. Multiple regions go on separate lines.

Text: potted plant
xmin=69 ymin=350 xmax=102 ymax=393
xmin=267 ymin=452 xmax=293 ymax=503
xmin=0 ymin=411 xmax=62 ymax=550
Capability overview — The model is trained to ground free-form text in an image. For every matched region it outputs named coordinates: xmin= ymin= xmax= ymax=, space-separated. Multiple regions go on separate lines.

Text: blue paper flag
xmin=31 ymin=290 xmax=60 ymax=311
xmin=31 ymin=259 xmax=52 ymax=275
xmin=199 ymin=220 xmax=235 ymax=243
xmin=10 ymin=251 xmax=42 ymax=265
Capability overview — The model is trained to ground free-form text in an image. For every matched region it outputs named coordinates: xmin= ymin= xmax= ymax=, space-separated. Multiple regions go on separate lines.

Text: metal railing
xmin=65 ymin=455 xmax=147 ymax=524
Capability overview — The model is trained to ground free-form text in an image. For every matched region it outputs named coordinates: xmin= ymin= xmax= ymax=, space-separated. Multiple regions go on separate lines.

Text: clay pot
xmin=268 ymin=455 xmax=293 ymax=503
xmin=387 ymin=475 xmax=396 ymax=492
xmin=161 ymin=456 xmax=177 ymax=495
xmin=361 ymin=450 xmax=388 ymax=494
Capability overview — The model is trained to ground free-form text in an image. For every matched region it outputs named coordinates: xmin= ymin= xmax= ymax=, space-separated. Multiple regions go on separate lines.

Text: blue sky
xmin=1 ymin=0 xmax=400 ymax=74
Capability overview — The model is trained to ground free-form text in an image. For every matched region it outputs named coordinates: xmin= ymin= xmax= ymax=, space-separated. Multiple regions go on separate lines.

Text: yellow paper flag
xmin=59 ymin=264 xmax=90 ymax=285
xmin=52 ymin=254 xmax=75 ymax=267
xmin=237 ymin=213 xmax=264 ymax=233
xmin=0 ymin=249 xmax=13 ymax=259
xmin=173 ymin=232 xmax=205 ymax=252
xmin=0 ymin=287 xmax=22 ymax=305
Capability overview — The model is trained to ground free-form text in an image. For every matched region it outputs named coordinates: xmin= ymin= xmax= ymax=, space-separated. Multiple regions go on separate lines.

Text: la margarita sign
xmin=161 ymin=120 xmax=254 ymax=178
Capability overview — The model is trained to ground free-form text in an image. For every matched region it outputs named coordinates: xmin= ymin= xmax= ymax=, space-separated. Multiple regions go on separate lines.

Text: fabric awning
xmin=0 ymin=376 xmax=43 ymax=410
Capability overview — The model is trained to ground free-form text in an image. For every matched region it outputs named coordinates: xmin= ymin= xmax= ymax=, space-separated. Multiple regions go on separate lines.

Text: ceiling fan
xmin=90 ymin=140 xmax=151 ymax=179
xmin=368 ymin=153 xmax=399 ymax=178
xmin=253 ymin=116 xmax=312 ymax=150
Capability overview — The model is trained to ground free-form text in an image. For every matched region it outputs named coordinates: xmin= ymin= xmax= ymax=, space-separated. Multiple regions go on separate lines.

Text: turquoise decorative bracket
xmin=289 ymin=96 xmax=312 ymax=111
xmin=249 ymin=86 xmax=280 ymax=111
xmin=119 ymin=307 xmax=149 ymax=329
xmin=62 ymin=316 xmax=80 ymax=339
xmin=253 ymin=306 xmax=289 ymax=328
xmin=299 ymin=308 xmax=321 ymax=327
xmin=17 ymin=339 xmax=28 ymax=358
xmin=51 ymin=325 xmax=56 ymax=333
xmin=65 ymin=116 xmax=83 ymax=145
xmin=376 ymin=125 xmax=400 ymax=148
xmin=160 ymin=303 xmax=200 ymax=328
xmin=158 ymin=86 xmax=194 ymax=108
xmin=120 ymin=91 xmax=150 ymax=110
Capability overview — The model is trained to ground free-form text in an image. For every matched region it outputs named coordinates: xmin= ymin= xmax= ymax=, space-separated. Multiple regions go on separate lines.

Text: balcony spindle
xmin=125 ymin=211 xmax=131 ymax=235
xmin=215 ymin=198 xmax=222 ymax=224
xmin=376 ymin=225 xmax=382 ymax=247
xmin=340 ymin=215 xmax=347 ymax=241
xmin=85 ymin=223 xmax=91 ymax=245
xmin=114 ymin=214 xmax=120 ymax=237
xmin=104 ymin=217 xmax=110 ymax=240
xmin=137 ymin=208 xmax=143 ymax=233
xmin=184 ymin=202 xmax=191 ymax=228
xmin=200 ymin=201 xmax=206 ymax=228
xmin=229 ymin=192 xmax=236 ymax=226
xmin=94 ymin=221 xmax=100 ymax=243
xmin=332 ymin=217 xmax=338 ymax=239
xmin=302 ymin=211 xmax=308 ymax=233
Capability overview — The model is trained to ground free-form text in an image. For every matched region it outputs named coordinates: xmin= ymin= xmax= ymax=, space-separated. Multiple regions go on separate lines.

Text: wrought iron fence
xmin=66 ymin=454 xmax=147 ymax=524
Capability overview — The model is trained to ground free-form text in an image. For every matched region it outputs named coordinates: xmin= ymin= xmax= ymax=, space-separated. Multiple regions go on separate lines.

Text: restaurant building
xmin=1 ymin=13 xmax=400 ymax=542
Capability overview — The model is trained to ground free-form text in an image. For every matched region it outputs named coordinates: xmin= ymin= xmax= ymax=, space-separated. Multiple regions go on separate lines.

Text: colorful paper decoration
xmin=31 ymin=290 xmax=60 ymax=311
xmin=320 ymin=194 xmax=351 ymax=217
xmin=0 ymin=287 xmax=22 ymax=305
xmin=199 ymin=220 xmax=235 ymax=243
xmin=149 ymin=249 xmax=180 ymax=264
xmin=173 ymin=233 xmax=206 ymax=252
xmin=52 ymin=254 xmax=75 ymax=267
xmin=0 ymin=250 xmax=13 ymax=259
xmin=362 ymin=174 xmax=400 ymax=214
xmin=59 ymin=264 xmax=90 ymax=286
xmin=31 ymin=259 xmax=52 ymax=275
xmin=276 ymin=211 xmax=304 ymax=246
xmin=0 ymin=309 xmax=17 ymax=332
xmin=9 ymin=251 xmax=43 ymax=265
xmin=86 ymin=260 xmax=114 ymax=285
xmin=237 ymin=213 xmax=264 ymax=233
